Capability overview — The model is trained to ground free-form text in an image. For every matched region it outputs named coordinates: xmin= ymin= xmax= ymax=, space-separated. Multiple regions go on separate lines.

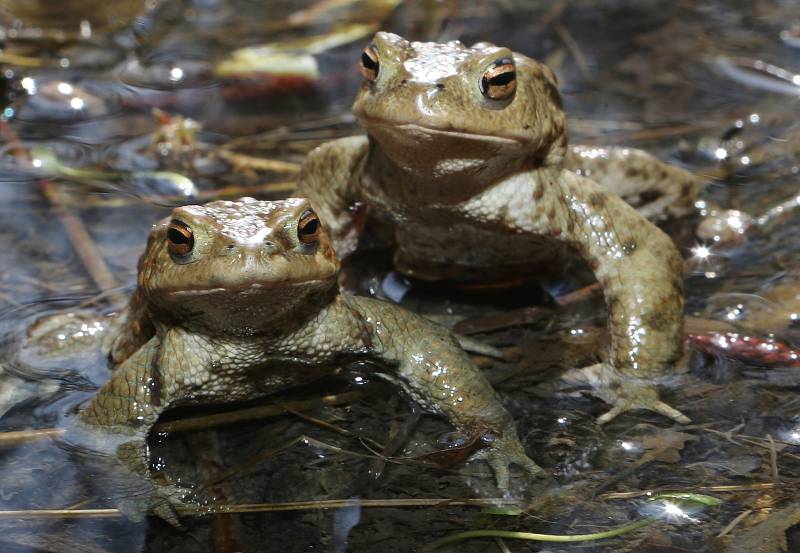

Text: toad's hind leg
xmin=465 ymin=169 xmax=689 ymax=424
xmin=565 ymin=145 xmax=700 ymax=221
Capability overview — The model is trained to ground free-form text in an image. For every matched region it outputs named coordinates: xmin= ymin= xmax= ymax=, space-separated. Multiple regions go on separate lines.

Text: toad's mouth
xmin=164 ymin=278 xmax=333 ymax=297
xmin=357 ymin=117 xmax=525 ymax=147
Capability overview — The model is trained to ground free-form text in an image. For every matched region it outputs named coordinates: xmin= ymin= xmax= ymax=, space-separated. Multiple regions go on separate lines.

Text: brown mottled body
xmin=71 ymin=197 xmax=537 ymax=522
xmin=565 ymin=145 xmax=699 ymax=221
xmin=297 ymin=32 xmax=693 ymax=423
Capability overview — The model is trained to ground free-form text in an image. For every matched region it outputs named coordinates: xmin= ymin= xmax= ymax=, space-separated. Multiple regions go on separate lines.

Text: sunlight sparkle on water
xmin=692 ymin=245 xmax=711 ymax=259
xmin=664 ymin=502 xmax=683 ymax=516
xmin=661 ymin=502 xmax=693 ymax=520
xmin=726 ymin=212 xmax=746 ymax=232
xmin=642 ymin=499 xmax=700 ymax=523
xmin=778 ymin=425 xmax=800 ymax=445
xmin=21 ymin=77 xmax=36 ymax=95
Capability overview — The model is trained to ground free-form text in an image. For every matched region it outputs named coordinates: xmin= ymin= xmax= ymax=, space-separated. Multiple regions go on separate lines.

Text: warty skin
xmin=297 ymin=32 xmax=696 ymax=424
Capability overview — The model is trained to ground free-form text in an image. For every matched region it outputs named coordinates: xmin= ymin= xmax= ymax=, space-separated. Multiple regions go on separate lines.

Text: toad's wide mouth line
xmin=164 ymin=278 xmax=333 ymax=297
xmin=356 ymin=117 xmax=525 ymax=146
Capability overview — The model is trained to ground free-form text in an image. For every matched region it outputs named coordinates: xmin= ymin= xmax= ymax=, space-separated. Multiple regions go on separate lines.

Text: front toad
xmin=70 ymin=197 xmax=537 ymax=521
xmin=298 ymin=32 xmax=696 ymax=424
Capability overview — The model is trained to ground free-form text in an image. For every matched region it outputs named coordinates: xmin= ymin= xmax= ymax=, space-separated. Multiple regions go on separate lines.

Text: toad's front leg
xmin=344 ymin=296 xmax=542 ymax=489
xmin=470 ymin=169 xmax=689 ymax=424
xmin=73 ymin=332 xmax=213 ymax=525
xmin=296 ymin=135 xmax=370 ymax=258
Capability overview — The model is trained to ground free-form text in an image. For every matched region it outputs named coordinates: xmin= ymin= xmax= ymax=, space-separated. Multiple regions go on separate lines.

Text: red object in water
xmin=687 ymin=331 xmax=800 ymax=368
xmin=221 ymin=74 xmax=316 ymax=102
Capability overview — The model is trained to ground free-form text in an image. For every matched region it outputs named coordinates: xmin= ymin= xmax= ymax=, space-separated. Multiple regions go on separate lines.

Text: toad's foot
xmin=116 ymin=481 xmax=199 ymax=528
xmin=63 ymin=427 xmax=199 ymax=528
xmin=560 ymin=363 xmax=690 ymax=425
xmin=470 ymin=433 xmax=544 ymax=490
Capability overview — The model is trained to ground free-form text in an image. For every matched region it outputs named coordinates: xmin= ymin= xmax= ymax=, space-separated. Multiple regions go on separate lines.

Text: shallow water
xmin=1 ymin=1 xmax=799 ymax=552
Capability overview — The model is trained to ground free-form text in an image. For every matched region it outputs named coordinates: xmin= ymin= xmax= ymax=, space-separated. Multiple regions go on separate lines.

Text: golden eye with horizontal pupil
xmin=359 ymin=44 xmax=379 ymax=82
xmin=480 ymin=58 xmax=517 ymax=100
xmin=297 ymin=210 xmax=321 ymax=244
xmin=166 ymin=220 xmax=194 ymax=256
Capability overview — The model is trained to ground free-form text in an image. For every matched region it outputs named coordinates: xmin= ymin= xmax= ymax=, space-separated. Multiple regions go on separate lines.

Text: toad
xmin=297 ymin=32 xmax=698 ymax=424
xmin=64 ymin=197 xmax=538 ymax=522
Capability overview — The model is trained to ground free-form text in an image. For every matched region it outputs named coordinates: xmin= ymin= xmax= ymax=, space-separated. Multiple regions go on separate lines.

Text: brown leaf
xmin=723 ymin=502 xmax=800 ymax=553
xmin=638 ymin=427 xmax=696 ymax=465
xmin=416 ymin=432 xmax=488 ymax=469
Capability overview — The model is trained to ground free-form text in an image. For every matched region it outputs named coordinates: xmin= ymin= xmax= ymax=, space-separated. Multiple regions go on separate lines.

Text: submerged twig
xmin=716 ymin=509 xmax=752 ymax=538
xmin=599 ymin=482 xmax=777 ymax=501
xmin=699 ymin=428 xmax=800 ymax=462
xmin=39 ymin=179 xmax=126 ymax=311
xmin=0 ymin=428 xmax=64 ymax=447
xmin=453 ymin=306 xmax=552 ymax=335
xmin=0 ymin=52 xmax=46 ymax=67
xmin=580 ymin=123 xmax=711 ymax=145
xmin=767 ymin=434 xmax=780 ymax=482
xmin=552 ymin=21 xmax=589 ymax=79
xmin=284 ymin=407 xmax=386 ymax=451
xmin=155 ymin=389 xmax=372 ymax=433
xmin=0 ymin=126 xmax=126 ymax=311
xmin=50 ymin=180 xmax=298 ymax=210
xmin=217 ymin=149 xmax=302 ymax=174
xmin=0 ymin=497 xmax=524 ymax=519
xmin=453 ymin=283 xmax=600 ymax=335
xmin=0 ymin=390 xmax=373 ymax=448
xmin=0 ymin=508 xmax=120 ymax=519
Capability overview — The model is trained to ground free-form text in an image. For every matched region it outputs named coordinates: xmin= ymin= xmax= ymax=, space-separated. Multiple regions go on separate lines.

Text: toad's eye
xmin=359 ymin=44 xmax=379 ymax=82
xmin=480 ymin=58 xmax=516 ymax=101
xmin=167 ymin=220 xmax=194 ymax=257
xmin=297 ymin=209 xmax=321 ymax=245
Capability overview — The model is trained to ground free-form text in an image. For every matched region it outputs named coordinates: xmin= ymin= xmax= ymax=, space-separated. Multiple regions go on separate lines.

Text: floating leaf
xmin=651 ymin=493 xmax=722 ymax=507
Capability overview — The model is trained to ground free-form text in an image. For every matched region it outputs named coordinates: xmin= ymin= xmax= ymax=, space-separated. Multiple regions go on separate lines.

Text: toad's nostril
xmin=227 ymin=244 xmax=235 ymax=249
xmin=436 ymin=83 xmax=445 ymax=90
